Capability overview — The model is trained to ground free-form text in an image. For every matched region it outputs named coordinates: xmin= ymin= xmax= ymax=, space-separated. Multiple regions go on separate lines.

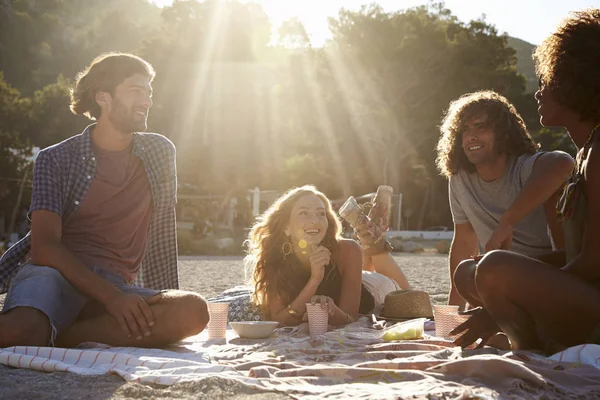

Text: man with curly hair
xmin=436 ymin=90 xmax=574 ymax=310
xmin=0 ymin=53 xmax=209 ymax=348
xmin=451 ymin=9 xmax=600 ymax=353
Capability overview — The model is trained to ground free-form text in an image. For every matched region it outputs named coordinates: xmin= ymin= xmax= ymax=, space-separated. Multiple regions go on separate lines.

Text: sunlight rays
xmin=295 ymin=50 xmax=351 ymax=197
xmin=175 ymin=1 xmax=225 ymax=154
xmin=323 ymin=47 xmax=389 ymax=187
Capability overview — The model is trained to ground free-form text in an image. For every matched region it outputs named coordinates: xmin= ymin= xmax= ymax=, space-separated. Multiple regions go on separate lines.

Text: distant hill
xmin=507 ymin=37 xmax=537 ymax=93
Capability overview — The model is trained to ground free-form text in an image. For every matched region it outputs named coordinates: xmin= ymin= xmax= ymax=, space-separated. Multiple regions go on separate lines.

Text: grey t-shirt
xmin=449 ymin=153 xmax=553 ymax=256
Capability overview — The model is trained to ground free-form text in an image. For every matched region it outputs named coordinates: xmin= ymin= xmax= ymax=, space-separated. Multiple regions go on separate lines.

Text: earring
xmin=281 ymin=240 xmax=293 ymax=259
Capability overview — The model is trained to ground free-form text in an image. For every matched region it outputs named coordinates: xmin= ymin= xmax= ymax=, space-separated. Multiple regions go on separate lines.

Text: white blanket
xmin=1 ymin=322 xmax=599 ymax=398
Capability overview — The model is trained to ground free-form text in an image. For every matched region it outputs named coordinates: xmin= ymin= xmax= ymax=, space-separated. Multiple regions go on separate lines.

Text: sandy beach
xmin=0 ymin=253 xmax=449 ymax=399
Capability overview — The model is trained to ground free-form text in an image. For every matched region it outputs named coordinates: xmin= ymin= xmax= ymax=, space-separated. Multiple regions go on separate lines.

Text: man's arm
xmin=30 ymin=211 xmax=156 ymax=340
xmin=486 ymin=151 xmax=574 ymax=251
xmin=448 ymin=222 xmax=478 ymax=307
xmin=30 ymin=211 xmax=122 ymax=305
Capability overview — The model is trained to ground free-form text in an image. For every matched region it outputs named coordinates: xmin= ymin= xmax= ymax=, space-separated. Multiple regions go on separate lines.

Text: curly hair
xmin=70 ymin=52 xmax=155 ymax=120
xmin=247 ymin=185 xmax=343 ymax=318
xmin=436 ymin=90 xmax=538 ymax=177
xmin=533 ymin=9 xmax=600 ymax=123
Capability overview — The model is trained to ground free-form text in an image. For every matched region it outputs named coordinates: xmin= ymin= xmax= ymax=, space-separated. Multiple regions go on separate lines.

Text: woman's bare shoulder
xmin=337 ymin=238 xmax=362 ymax=250
xmin=335 ymin=238 xmax=363 ymax=264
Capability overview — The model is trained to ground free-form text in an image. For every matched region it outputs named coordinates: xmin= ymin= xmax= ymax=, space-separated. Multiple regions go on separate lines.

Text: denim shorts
xmin=2 ymin=263 xmax=159 ymax=345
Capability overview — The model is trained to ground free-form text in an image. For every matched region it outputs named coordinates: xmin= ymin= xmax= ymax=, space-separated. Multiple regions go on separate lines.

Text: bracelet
xmin=287 ymin=304 xmax=302 ymax=317
xmin=345 ymin=312 xmax=355 ymax=324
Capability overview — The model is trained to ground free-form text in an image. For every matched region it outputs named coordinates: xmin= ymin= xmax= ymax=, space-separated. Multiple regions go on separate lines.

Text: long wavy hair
xmin=436 ymin=90 xmax=538 ymax=177
xmin=70 ymin=52 xmax=155 ymax=120
xmin=533 ymin=9 xmax=600 ymax=123
xmin=247 ymin=185 xmax=343 ymax=318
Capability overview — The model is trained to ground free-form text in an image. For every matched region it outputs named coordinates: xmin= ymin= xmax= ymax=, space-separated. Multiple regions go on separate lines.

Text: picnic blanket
xmin=2 ymin=319 xmax=600 ymax=399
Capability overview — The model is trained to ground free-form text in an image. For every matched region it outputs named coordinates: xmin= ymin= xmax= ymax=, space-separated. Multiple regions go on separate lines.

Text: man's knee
xmin=454 ymin=259 xmax=477 ymax=292
xmin=161 ymin=291 xmax=209 ymax=337
xmin=0 ymin=307 xmax=52 ymax=347
xmin=475 ymin=250 xmax=513 ymax=290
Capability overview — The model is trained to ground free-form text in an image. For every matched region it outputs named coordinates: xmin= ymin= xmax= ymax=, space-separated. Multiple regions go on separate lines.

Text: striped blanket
xmin=2 ymin=318 xmax=600 ymax=399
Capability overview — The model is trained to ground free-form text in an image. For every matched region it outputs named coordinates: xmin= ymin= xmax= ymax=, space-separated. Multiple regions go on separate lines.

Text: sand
xmin=0 ymin=253 xmax=449 ymax=399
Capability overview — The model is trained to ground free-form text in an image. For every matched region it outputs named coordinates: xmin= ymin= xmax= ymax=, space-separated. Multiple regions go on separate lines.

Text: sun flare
xmin=150 ymin=0 xmax=332 ymax=46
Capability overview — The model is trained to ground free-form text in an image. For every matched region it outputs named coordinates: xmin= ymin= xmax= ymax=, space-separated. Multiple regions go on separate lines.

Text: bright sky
xmin=151 ymin=0 xmax=600 ymax=45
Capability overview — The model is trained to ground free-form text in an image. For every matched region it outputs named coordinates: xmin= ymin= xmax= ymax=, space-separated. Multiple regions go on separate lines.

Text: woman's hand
xmin=450 ymin=307 xmax=501 ymax=349
xmin=303 ymin=295 xmax=338 ymax=321
xmin=309 ymin=295 xmax=337 ymax=316
xmin=309 ymin=245 xmax=331 ymax=282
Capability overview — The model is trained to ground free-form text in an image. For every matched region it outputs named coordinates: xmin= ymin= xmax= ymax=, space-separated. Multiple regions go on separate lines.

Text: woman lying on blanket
xmin=452 ymin=9 xmax=600 ymax=354
xmin=246 ymin=185 xmax=409 ymax=326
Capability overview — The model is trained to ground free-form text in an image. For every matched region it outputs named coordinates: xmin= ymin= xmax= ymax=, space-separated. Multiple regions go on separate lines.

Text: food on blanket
xmin=383 ymin=318 xmax=425 ymax=341
xmin=229 ymin=321 xmax=279 ymax=339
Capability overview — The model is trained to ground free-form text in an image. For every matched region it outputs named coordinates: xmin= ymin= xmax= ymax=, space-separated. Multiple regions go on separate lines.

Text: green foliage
xmin=28 ymin=76 xmax=88 ymax=147
xmin=532 ymin=127 xmax=576 ymax=156
xmin=0 ymin=74 xmax=33 ymax=228
xmin=0 ymin=0 xmax=564 ymax=231
xmin=506 ymin=37 xmax=537 ymax=93
xmin=0 ymin=0 xmax=161 ymax=94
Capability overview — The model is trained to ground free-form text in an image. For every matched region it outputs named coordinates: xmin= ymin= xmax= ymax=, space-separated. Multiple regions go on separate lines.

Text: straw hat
xmin=377 ymin=289 xmax=434 ymax=321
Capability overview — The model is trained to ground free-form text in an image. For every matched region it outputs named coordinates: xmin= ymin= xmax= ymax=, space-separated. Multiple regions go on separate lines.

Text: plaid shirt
xmin=0 ymin=124 xmax=179 ymax=293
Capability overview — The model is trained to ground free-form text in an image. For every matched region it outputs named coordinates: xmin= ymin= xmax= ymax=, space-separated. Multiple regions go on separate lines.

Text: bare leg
xmin=0 ymin=307 xmax=51 ymax=347
xmin=476 ymin=250 xmax=600 ymax=351
xmin=368 ymin=253 xmax=410 ymax=289
xmin=454 ymin=259 xmax=481 ymax=309
xmin=56 ymin=291 xmax=209 ymax=348
xmin=454 ymin=252 xmax=566 ymax=312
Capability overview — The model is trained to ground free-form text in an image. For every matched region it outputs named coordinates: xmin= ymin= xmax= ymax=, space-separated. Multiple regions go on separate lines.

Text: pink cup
xmin=435 ymin=313 xmax=470 ymax=339
xmin=305 ymin=303 xmax=329 ymax=336
xmin=433 ymin=305 xmax=460 ymax=338
xmin=433 ymin=306 xmax=477 ymax=349
xmin=207 ymin=302 xmax=229 ymax=339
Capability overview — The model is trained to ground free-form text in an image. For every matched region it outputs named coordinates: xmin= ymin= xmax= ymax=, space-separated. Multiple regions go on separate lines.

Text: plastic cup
xmin=433 ymin=305 xmax=478 ymax=349
xmin=207 ymin=302 xmax=229 ymax=339
xmin=433 ymin=305 xmax=460 ymax=338
xmin=433 ymin=304 xmax=459 ymax=315
xmin=305 ymin=303 xmax=329 ymax=336
xmin=338 ymin=196 xmax=367 ymax=227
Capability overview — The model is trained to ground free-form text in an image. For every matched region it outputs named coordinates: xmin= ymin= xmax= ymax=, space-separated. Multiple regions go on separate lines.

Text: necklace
xmin=582 ymin=122 xmax=600 ymax=149
xmin=576 ymin=122 xmax=600 ymax=172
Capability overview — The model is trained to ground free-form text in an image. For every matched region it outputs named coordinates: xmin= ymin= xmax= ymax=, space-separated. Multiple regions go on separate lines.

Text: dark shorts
xmin=2 ymin=263 xmax=159 ymax=345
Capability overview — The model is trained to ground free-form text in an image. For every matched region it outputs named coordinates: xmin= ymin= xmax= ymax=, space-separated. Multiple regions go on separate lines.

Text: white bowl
xmin=229 ymin=321 xmax=279 ymax=339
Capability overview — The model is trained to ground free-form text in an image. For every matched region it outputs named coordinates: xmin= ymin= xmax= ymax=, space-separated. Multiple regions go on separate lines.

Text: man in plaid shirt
xmin=0 ymin=53 xmax=209 ymax=347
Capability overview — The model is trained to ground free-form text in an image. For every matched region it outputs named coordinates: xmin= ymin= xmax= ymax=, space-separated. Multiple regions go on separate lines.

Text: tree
xmin=0 ymin=0 xmax=161 ymax=93
xmin=0 ymin=0 xmax=564 ymax=231
xmin=320 ymin=3 xmax=533 ymax=227
xmin=0 ymin=74 xmax=33 ymax=236
xmin=27 ymin=76 xmax=88 ymax=147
